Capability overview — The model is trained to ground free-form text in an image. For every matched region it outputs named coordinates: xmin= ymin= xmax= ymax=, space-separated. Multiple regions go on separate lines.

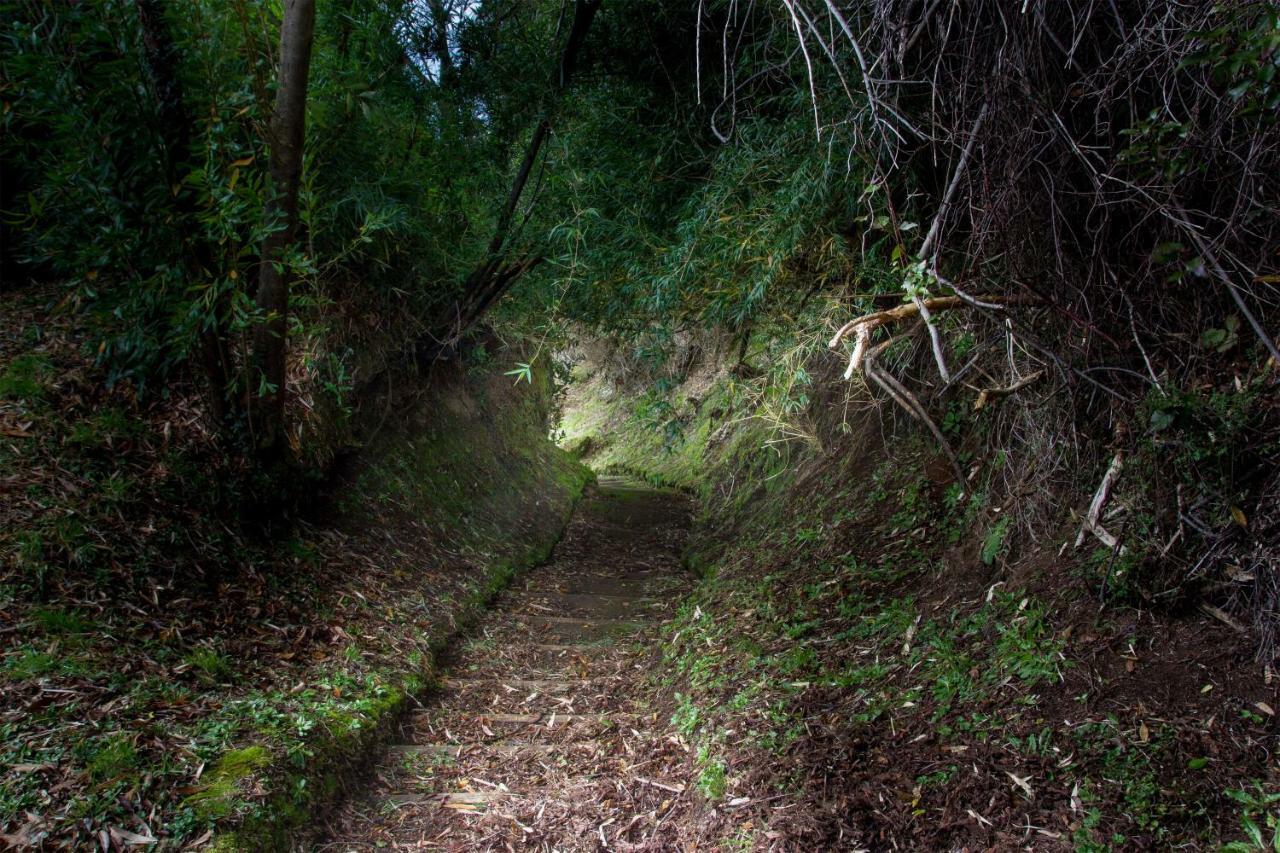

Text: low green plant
xmin=0 ymin=354 xmax=53 ymax=402
xmin=696 ymin=744 xmax=728 ymax=799
xmin=184 ymin=647 xmax=236 ymax=684
xmin=980 ymin=516 xmax=1011 ymax=565
xmin=32 ymin=607 xmax=93 ymax=635
xmin=1224 ymin=785 xmax=1280 ymax=852
xmin=83 ymin=733 xmax=139 ymax=783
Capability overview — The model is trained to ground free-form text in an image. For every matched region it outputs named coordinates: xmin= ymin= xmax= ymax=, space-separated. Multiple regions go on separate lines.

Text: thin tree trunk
xmin=433 ymin=0 xmax=601 ymax=350
xmin=252 ymin=0 xmax=316 ymax=458
xmin=429 ymin=0 xmax=455 ymax=84
xmin=484 ymin=0 xmax=599 ymax=262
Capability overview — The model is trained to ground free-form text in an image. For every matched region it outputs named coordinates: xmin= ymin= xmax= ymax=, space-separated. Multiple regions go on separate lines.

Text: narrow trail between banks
xmin=323 ymin=477 xmax=698 ymax=851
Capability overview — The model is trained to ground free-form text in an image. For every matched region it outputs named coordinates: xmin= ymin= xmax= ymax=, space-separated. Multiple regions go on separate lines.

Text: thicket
xmin=512 ymin=2 xmax=1280 ymax=649
xmin=1 ymin=0 xmax=616 ymax=470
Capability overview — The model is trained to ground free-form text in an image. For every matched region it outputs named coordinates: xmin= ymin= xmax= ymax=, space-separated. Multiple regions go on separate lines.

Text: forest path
xmin=322 ymin=477 xmax=697 ymax=851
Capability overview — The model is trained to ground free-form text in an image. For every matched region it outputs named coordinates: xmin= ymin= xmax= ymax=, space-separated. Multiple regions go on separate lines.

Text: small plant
xmin=1223 ymin=785 xmax=1280 ymax=852
xmin=671 ymin=692 xmax=701 ymax=737
xmin=980 ymin=516 xmax=1011 ymax=565
xmin=696 ymin=744 xmax=728 ymax=799
xmin=184 ymin=647 xmax=236 ymax=684
xmin=3 ymin=647 xmax=75 ymax=679
xmin=504 ymin=362 xmax=534 ymax=384
xmin=84 ymin=733 xmax=139 ymax=783
xmin=32 ymin=607 xmax=92 ymax=635
xmin=0 ymin=354 xmax=53 ymax=402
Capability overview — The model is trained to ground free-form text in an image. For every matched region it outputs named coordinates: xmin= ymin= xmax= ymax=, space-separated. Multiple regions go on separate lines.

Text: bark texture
xmin=253 ymin=0 xmax=317 ymax=456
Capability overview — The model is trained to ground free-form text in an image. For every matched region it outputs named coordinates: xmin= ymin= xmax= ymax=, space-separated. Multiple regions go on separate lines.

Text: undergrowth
xmin=0 ymin=295 xmax=590 ymax=848
xmin=560 ymin=339 xmax=1275 ymax=849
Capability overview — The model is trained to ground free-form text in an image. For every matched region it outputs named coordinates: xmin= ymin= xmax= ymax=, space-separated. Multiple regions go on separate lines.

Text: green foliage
xmin=184 ymin=647 xmax=237 ymax=684
xmin=980 ymin=516 xmax=1011 ymax=566
xmin=83 ymin=734 xmax=140 ymax=783
xmin=32 ymin=607 xmax=93 ymax=635
xmin=531 ymin=76 xmax=868 ymax=337
xmin=0 ymin=0 xmax=583 ymax=453
xmin=1224 ymin=785 xmax=1280 ymax=852
xmin=1185 ymin=6 xmax=1280 ymax=115
xmin=696 ymin=745 xmax=728 ymax=800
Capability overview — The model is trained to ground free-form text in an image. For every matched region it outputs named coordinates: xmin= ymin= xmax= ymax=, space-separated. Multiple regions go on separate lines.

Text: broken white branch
xmin=1075 ymin=452 xmax=1125 ymax=549
xmin=843 ymin=323 xmax=871 ymax=378
xmin=830 ymin=294 xmax=1038 ymax=350
xmin=913 ymin=293 xmax=951 ymax=381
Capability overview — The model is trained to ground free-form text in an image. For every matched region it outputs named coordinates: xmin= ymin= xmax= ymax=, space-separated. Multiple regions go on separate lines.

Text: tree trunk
xmin=429 ymin=0 xmax=455 ymax=85
xmin=252 ymin=0 xmax=316 ymax=458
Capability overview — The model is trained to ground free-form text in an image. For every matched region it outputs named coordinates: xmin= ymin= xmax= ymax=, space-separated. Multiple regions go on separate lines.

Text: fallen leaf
xmin=1006 ymin=771 xmax=1034 ymax=799
xmin=109 ymin=827 xmax=157 ymax=846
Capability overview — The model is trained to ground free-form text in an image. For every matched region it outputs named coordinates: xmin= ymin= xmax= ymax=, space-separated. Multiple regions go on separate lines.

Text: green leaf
xmin=1244 ymin=816 xmax=1264 ymax=847
xmin=504 ymin=362 xmax=533 ymax=384
xmin=1201 ymin=328 xmax=1227 ymax=348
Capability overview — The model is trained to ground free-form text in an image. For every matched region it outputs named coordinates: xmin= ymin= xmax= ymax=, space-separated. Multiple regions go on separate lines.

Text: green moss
xmin=84 ymin=733 xmax=140 ymax=783
xmin=67 ymin=406 xmax=143 ymax=449
xmin=32 ymin=606 xmax=93 ymax=634
xmin=186 ymin=746 xmax=272 ymax=821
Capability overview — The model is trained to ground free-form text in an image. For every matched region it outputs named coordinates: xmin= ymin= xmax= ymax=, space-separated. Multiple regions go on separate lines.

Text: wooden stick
xmin=919 ymin=100 xmax=990 ymax=262
xmin=829 ymin=294 xmax=1038 ymax=349
xmin=865 ymin=357 xmax=966 ymax=491
xmin=973 ymin=370 xmax=1045 ymax=410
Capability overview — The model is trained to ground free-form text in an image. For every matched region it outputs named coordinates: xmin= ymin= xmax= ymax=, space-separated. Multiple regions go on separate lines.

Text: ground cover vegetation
xmin=1 ymin=283 xmax=589 ymax=847
xmin=2 ymin=0 xmax=1278 ymax=848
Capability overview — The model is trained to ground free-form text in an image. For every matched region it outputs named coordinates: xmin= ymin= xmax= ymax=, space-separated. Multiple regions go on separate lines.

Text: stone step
xmin=444 ymin=677 xmax=588 ymax=692
xmin=476 ymin=706 xmax=624 ymax=722
xmin=558 ymin=578 xmax=683 ymax=597
xmin=520 ymin=615 xmax=647 ymax=642
xmin=390 ymin=739 xmax=600 ymax=757
xmin=387 ymin=791 xmax=508 ymax=809
xmin=534 ymin=615 xmax=644 ymax=626
xmin=412 ymin=712 xmax=626 ymax=725
xmin=508 ymin=591 xmax=658 ymax=619
xmin=520 ymin=587 xmax=657 ymax=600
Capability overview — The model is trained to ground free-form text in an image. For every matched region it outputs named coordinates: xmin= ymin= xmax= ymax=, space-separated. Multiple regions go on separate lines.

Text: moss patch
xmin=186 ymin=747 xmax=272 ymax=822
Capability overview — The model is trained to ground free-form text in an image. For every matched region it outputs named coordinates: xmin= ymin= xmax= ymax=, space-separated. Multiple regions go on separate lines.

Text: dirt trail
xmin=323 ymin=477 xmax=696 ymax=851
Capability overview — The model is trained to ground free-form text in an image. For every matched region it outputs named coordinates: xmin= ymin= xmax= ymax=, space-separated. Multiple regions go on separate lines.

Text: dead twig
xmin=973 ymin=370 xmax=1045 ymax=410
xmin=830 ymin=294 xmax=1039 ymax=356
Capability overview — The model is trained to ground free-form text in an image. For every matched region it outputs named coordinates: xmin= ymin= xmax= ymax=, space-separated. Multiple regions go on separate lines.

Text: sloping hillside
xmin=0 ymin=288 xmax=589 ymax=849
xmin=560 ymin=338 xmax=1278 ymax=849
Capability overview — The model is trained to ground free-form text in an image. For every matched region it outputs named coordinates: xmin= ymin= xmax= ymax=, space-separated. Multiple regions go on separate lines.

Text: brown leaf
xmin=110 ymin=826 xmax=158 ymax=846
